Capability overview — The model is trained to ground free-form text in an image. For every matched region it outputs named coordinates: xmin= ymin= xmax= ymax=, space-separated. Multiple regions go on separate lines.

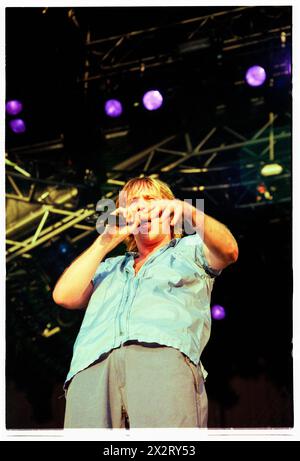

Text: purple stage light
xmin=6 ymin=100 xmax=23 ymax=115
xmin=211 ymin=304 xmax=226 ymax=320
xmin=9 ymin=118 xmax=26 ymax=133
xmin=142 ymin=90 xmax=163 ymax=111
xmin=245 ymin=65 xmax=267 ymax=87
xmin=104 ymin=99 xmax=123 ymax=118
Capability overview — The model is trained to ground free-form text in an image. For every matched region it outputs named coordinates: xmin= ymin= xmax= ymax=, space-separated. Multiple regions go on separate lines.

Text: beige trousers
xmin=64 ymin=342 xmax=208 ymax=428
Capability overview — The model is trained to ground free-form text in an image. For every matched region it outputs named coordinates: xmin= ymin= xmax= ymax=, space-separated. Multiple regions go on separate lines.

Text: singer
xmin=53 ymin=176 xmax=238 ymax=428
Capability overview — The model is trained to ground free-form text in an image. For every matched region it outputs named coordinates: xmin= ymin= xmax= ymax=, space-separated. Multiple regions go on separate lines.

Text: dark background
xmin=5 ymin=6 xmax=292 ymax=429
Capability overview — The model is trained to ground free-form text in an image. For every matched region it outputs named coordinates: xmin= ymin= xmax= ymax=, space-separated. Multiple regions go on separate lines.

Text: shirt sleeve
xmin=92 ymin=255 xmax=122 ymax=286
xmin=181 ymin=233 xmax=222 ymax=278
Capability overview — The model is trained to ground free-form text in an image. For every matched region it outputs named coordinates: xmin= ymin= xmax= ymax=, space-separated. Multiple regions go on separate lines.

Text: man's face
xmin=126 ymin=191 xmax=171 ymax=242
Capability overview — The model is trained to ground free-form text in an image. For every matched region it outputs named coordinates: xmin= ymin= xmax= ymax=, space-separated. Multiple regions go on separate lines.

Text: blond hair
xmin=117 ymin=176 xmax=182 ymax=252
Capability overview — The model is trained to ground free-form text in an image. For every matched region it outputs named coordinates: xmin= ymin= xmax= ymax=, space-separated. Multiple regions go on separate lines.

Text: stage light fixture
xmin=178 ymin=37 xmax=211 ymax=54
xmin=6 ymin=99 xmax=23 ymax=115
xmin=261 ymin=163 xmax=283 ymax=177
xmin=245 ymin=65 xmax=267 ymax=87
xmin=256 ymin=182 xmax=273 ymax=202
xmin=58 ymin=242 xmax=70 ymax=254
xmin=104 ymin=99 xmax=123 ymax=118
xmin=142 ymin=90 xmax=163 ymax=111
xmin=9 ymin=118 xmax=26 ymax=133
xmin=211 ymin=304 xmax=226 ymax=320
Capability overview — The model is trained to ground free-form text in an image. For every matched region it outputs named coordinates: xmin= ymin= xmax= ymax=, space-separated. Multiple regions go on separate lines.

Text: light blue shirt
xmin=65 ymin=233 xmax=220 ymax=386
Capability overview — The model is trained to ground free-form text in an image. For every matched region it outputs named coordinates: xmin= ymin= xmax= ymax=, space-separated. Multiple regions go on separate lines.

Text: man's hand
xmin=99 ymin=206 xmax=141 ymax=251
xmin=128 ymin=198 xmax=185 ymax=233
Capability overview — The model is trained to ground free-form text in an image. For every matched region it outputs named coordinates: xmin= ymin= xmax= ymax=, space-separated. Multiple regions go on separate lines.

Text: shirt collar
xmin=125 ymin=237 xmax=179 ymax=258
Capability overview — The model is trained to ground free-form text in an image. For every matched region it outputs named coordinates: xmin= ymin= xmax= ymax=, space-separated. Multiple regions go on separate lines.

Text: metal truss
xmin=102 ymin=112 xmax=291 ymax=192
xmin=6 ymin=112 xmax=291 ymax=263
xmin=82 ymin=6 xmax=291 ymax=83
xmin=6 ymin=162 xmax=96 ymax=262
xmin=6 ymin=203 xmax=96 ymax=263
xmin=6 ymin=144 xmax=98 ymax=263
